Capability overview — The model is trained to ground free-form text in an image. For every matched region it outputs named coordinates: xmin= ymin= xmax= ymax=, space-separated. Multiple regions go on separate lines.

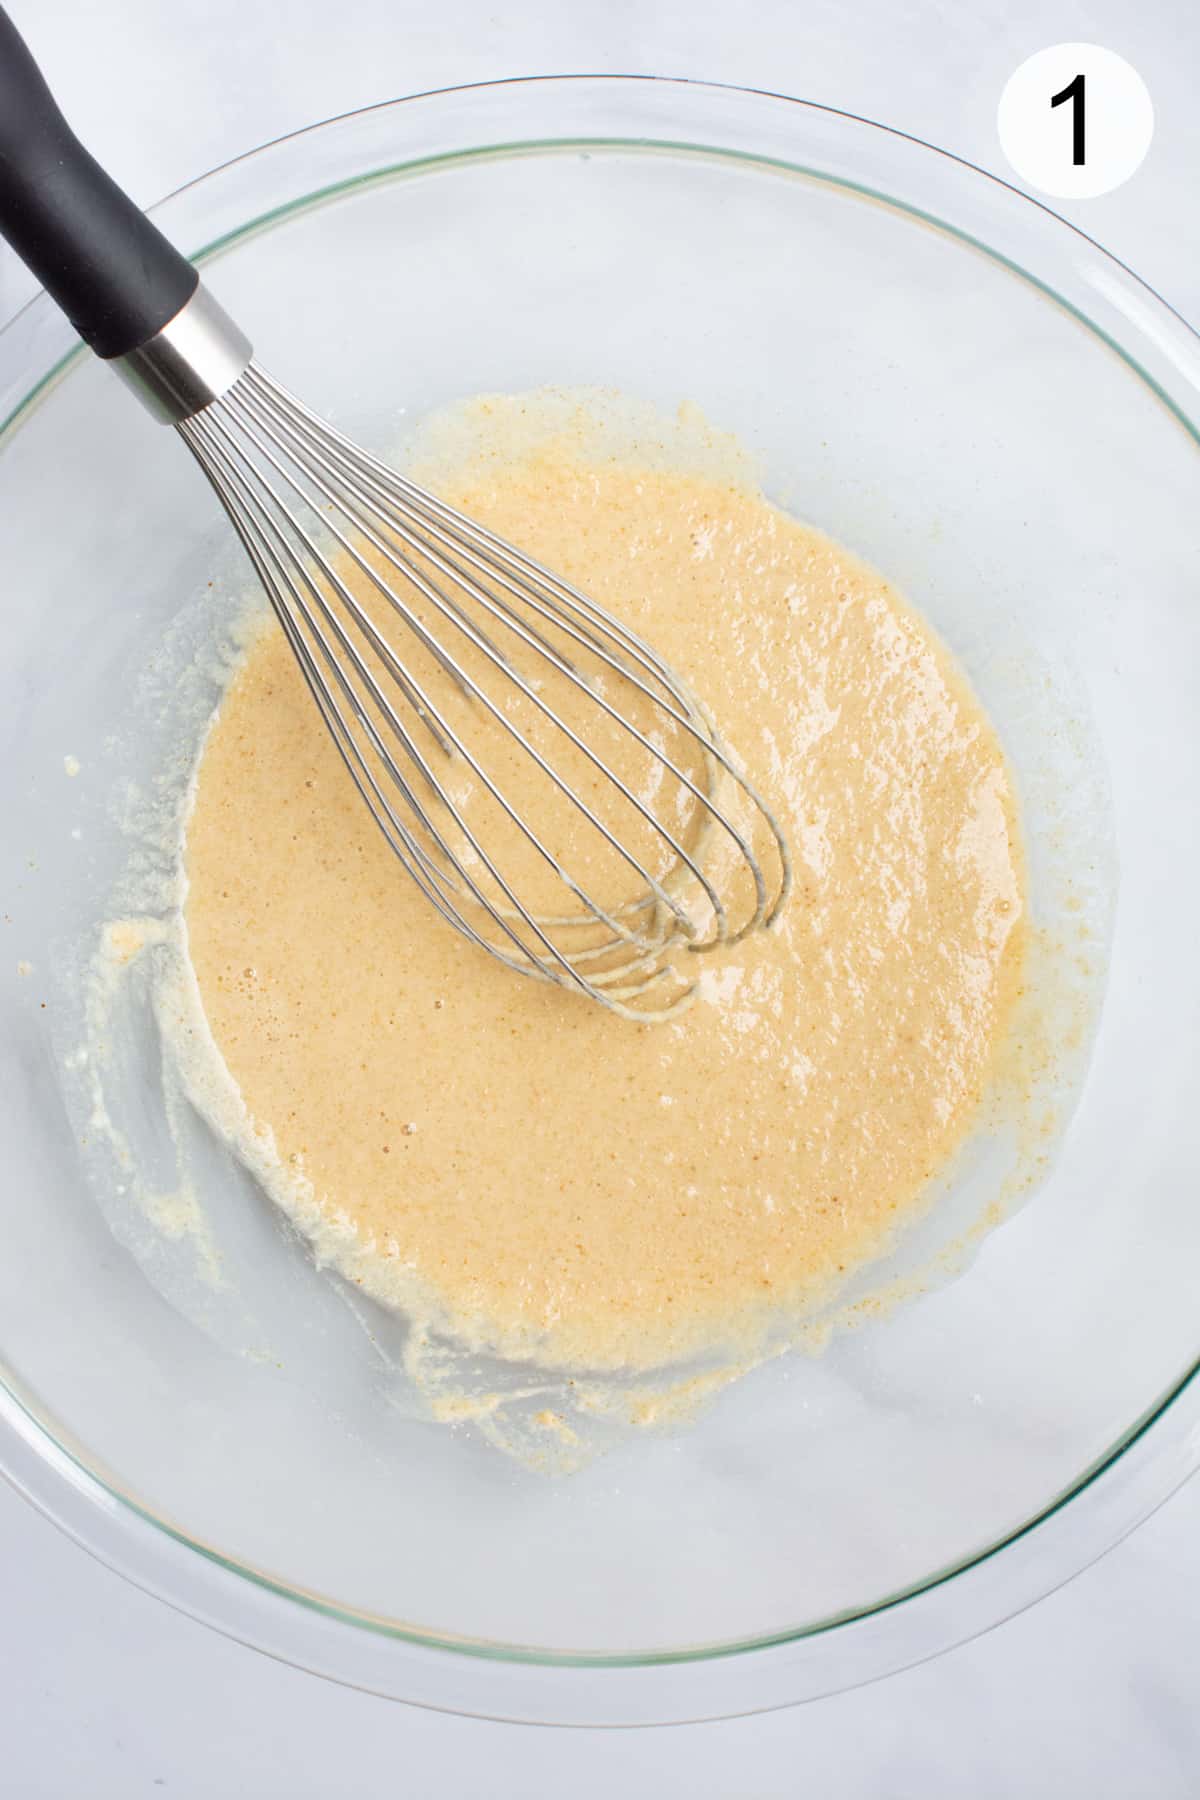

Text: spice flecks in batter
xmin=184 ymin=417 xmax=1025 ymax=1373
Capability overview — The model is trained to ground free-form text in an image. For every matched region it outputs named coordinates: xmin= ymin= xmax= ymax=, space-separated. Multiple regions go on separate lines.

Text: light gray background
xmin=2 ymin=1 xmax=1197 ymax=1793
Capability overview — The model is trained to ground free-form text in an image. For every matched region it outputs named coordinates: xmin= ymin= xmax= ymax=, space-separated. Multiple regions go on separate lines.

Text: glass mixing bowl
xmin=1 ymin=77 xmax=1198 ymax=1726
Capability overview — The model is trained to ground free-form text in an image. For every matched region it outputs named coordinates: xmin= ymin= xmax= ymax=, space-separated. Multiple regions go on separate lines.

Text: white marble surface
xmin=2 ymin=0 xmax=1198 ymax=1792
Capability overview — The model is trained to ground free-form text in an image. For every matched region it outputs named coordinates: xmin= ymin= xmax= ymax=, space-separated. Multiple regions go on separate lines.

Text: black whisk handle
xmin=0 ymin=4 xmax=198 ymax=357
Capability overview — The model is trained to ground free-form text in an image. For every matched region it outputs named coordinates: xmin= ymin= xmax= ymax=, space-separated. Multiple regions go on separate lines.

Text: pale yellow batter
xmin=184 ymin=419 xmax=1024 ymax=1373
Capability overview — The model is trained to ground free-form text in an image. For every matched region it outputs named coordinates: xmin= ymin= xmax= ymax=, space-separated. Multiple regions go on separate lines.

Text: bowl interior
xmin=1 ymin=90 xmax=1198 ymax=1680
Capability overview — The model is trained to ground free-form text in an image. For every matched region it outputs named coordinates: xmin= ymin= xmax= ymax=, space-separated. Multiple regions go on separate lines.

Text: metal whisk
xmin=0 ymin=10 xmax=790 ymax=1018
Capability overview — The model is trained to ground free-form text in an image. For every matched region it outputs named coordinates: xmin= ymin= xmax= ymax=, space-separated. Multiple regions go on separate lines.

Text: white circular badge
xmin=998 ymin=43 xmax=1153 ymax=200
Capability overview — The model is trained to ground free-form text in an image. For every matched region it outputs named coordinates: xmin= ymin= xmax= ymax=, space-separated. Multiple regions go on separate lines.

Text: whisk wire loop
xmin=179 ymin=363 xmax=792 ymax=1019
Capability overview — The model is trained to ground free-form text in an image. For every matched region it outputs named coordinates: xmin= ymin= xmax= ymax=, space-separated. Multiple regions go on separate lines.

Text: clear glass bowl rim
xmin=1 ymin=72 xmax=1197 ymax=1725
